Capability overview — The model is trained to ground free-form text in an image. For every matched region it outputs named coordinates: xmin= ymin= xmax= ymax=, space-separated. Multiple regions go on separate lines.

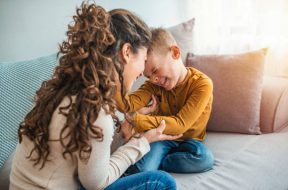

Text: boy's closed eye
xmin=144 ymin=67 xmax=157 ymax=79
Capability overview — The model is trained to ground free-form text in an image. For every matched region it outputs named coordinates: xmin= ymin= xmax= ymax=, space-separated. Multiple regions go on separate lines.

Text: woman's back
xmin=10 ymin=96 xmax=114 ymax=189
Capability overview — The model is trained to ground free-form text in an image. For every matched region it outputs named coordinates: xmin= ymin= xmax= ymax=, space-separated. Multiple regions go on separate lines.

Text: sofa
xmin=1 ymin=19 xmax=288 ymax=190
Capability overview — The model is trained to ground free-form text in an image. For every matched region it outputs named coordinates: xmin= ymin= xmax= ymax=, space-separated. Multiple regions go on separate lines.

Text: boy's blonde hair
xmin=148 ymin=28 xmax=177 ymax=55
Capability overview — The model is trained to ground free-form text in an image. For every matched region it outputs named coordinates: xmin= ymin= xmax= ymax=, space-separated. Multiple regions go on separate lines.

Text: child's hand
xmin=120 ymin=120 xmax=135 ymax=142
xmin=137 ymin=95 xmax=158 ymax=115
xmin=142 ymin=120 xmax=183 ymax=143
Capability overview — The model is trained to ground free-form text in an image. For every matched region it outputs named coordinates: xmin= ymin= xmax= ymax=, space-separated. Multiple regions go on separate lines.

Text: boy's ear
xmin=120 ymin=43 xmax=132 ymax=65
xmin=170 ymin=45 xmax=181 ymax=60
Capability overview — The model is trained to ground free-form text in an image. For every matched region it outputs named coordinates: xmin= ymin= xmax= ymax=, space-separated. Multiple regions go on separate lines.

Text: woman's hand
xmin=136 ymin=95 xmax=157 ymax=115
xmin=142 ymin=120 xmax=183 ymax=143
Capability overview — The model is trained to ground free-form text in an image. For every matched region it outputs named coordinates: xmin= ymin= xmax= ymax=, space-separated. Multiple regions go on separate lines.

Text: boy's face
xmin=144 ymin=49 xmax=181 ymax=91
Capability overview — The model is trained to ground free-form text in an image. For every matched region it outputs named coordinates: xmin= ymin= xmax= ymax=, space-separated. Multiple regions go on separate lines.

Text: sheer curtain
xmin=181 ymin=0 xmax=288 ymax=76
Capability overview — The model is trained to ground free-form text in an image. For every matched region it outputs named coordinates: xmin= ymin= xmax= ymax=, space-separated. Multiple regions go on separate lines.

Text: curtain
xmin=182 ymin=0 xmax=288 ymax=76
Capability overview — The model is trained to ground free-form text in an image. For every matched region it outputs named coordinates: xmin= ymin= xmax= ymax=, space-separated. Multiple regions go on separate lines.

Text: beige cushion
xmin=167 ymin=18 xmax=195 ymax=62
xmin=186 ymin=49 xmax=267 ymax=134
xmin=260 ymin=76 xmax=288 ymax=133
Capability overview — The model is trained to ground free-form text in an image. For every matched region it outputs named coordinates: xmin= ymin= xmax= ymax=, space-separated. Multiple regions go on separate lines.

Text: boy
xmin=117 ymin=28 xmax=214 ymax=173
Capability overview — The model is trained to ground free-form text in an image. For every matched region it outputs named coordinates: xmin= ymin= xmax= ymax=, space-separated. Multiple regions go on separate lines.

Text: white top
xmin=9 ymin=96 xmax=150 ymax=190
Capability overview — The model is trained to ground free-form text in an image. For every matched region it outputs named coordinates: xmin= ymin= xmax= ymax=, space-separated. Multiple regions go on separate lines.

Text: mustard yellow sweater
xmin=117 ymin=67 xmax=213 ymax=141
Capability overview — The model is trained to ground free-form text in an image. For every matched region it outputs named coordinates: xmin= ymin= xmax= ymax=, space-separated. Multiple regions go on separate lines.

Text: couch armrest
xmin=260 ymin=76 xmax=288 ymax=133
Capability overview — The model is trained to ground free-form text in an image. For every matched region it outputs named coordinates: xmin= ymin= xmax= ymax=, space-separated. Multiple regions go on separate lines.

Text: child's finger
xmin=147 ymin=95 xmax=157 ymax=113
xmin=152 ymin=96 xmax=157 ymax=107
xmin=151 ymin=95 xmax=157 ymax=104
xmin=149 ymin=95 xmax=157 ymax=108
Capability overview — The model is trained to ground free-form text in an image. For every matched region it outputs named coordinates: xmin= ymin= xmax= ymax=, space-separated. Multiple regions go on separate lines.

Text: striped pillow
xmin=0 ymin=53 xmax=57 ymax=168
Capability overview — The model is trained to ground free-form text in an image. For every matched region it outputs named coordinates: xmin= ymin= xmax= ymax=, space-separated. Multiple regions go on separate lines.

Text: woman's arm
xmin=77 ymin=109 xmax=150 ymax=190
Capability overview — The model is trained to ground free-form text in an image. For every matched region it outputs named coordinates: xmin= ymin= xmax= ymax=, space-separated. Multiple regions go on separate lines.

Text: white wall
xmin=1 ymin=0 xmax=288 ymax=75
xmin=0 ymin=0 xmax=187 ymax=62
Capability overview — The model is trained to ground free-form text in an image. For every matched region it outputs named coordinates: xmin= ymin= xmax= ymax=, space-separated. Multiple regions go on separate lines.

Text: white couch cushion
xmin=173 ymin=127 xmax=288 ymax=190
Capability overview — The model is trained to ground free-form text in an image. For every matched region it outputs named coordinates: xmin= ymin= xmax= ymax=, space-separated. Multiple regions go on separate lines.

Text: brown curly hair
xmin=18 ymin=2 xmax=151 ymax=169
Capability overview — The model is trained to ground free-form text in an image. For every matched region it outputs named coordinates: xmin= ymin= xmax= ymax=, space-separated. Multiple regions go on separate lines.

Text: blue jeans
xmin=126 ymin=140 xmax=214 ymax=174
xmin=105 ymin=171 xmax=176 ymax=190
xmin=80 ymin=170 xmax=176 ymax=190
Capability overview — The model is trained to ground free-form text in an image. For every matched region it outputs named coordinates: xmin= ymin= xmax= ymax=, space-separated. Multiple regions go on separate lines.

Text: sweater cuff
xmin=138 ymin=136 xmax=150 ymax=153
xmin=127 ymin=136 xmax=150 ymax=162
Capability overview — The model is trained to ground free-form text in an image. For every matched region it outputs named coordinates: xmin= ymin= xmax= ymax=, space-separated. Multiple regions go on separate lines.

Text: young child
xmin=118 ymin=28 xmax=214 ymax=174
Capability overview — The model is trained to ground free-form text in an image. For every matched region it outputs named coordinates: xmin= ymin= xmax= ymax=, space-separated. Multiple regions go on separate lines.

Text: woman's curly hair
xmin=18 ymin=2 xmax=151 ymax=169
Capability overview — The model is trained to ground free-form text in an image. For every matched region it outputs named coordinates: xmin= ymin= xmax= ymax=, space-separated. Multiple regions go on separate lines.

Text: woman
xmin=9 ymin=2 xmax=181 ymax=190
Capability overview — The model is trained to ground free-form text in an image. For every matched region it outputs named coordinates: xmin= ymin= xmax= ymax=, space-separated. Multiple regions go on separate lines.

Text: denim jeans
xmin=80 ymin=170 xmax=176 ymax=190
xmin=105 ymin=171 xmax=176 ymax=190
xmin=126 ymin=139 xmax=214 ymax=174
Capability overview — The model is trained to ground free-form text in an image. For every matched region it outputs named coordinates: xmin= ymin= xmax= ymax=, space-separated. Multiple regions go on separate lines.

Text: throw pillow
xmin=0 ymin=54 xmax=57 ymax=168
xmin=167 ymin=18 xmax=195 ymax=62
xmin=186 ymin=49 xmax=267 ymax=134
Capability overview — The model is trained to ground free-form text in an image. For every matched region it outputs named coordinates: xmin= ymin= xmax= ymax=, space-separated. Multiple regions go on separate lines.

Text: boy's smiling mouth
xmin=159 ymin=77 xmax=168 ymax=87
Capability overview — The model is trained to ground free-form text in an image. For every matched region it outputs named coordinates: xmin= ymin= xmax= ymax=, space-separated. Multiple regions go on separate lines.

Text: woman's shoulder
xmin=95 ymin=108 xmax=114 ymax=126
xmin=92 ymin=107 xmax=115 ymax=136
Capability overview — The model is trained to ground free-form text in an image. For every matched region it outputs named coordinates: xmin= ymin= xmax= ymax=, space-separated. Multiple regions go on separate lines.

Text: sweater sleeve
xmin=133 ymin=77 xmax=213 ymax=135
xmin=115 ymin=81 xmax=155 ymax=113
xmin=78 ymin=109 xmax=150 ymax=190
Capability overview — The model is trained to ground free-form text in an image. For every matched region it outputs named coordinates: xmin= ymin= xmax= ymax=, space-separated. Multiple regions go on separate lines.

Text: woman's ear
xmin=120 ymin=43 xmax=132 ymax=65
xmin=170 ymin=45 xmax=181 ymax=60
